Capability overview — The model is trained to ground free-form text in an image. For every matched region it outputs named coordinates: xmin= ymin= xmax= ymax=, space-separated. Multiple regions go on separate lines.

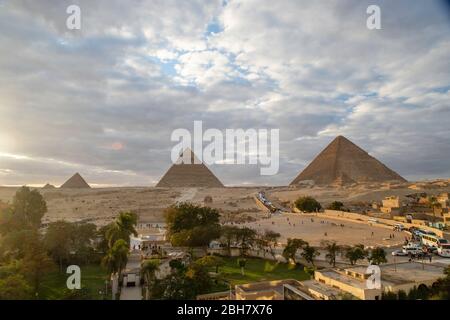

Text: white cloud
xmin=0 ymin=0 xmax=449 ymax=186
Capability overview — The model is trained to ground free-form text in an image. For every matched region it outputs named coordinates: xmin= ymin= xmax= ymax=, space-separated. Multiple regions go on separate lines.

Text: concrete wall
xmin=314 ymin=270 xmax=380 ymax=300
xmin=321 ymin=210 xmax=450 ymax=240
xmin=235 ymin=279 xmax=293 ymax=300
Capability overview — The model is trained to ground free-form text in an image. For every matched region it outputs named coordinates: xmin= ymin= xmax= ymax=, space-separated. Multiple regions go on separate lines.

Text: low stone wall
xmin=321 ymin=210 xmax=450 ymax=240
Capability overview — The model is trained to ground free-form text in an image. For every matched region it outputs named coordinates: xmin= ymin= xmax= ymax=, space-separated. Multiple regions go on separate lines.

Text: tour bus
xmin=420 ymin=233 xmax=450 ymax=258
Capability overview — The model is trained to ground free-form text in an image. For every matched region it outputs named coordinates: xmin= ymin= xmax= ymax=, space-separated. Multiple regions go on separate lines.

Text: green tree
xmin=429 ymin=266 xmax=450 ymax=300
xmin=327 ymin=201 xmax=345 ymax=211
xmin=141 ymin=259 xmax=160 ymax=300
xmin=71 ymin=222 xmax=98 ymax=264
xmin=262 ymin=230 xmax=281 ymax=259
xmin=44 ymin=221 xmax=98 ymax=270
xmin=322 ymin=240 xmax=341 ymax=267
xmin=382 ymin=291 xmax=397 ymax=300
xmin=282 ymin=238 xmax=307 ymax=264
xmin=169 ymin=259 xmax=186 ymax=272
xmin=0 ymin=187 xmax=46 ymax=234
xmin=235 ymin=227 xmax=257 ymax=256
xmin=0 ymin=274 xmax=33 ymax=300
xmin=397 ymin=290 xmax=408 ymax=300
xmin=0 ymin=229 xmax=42 ymax=261
xmin=151 ymin=263 xmax=213 ymax=300
xmin=301 ymin=245 xmax=319 ymax=267
xmin=102 ymin=239 xmax=129 ymax=278
xmin=19 ymin=243 xmax=55 ymax=295
xmin=220 ymin=225 xmax=241 ymax=256
xmin=368 ymin=247 xmax=387 ymax=265
xmin=165 ymin=203 xmax=221 ymax=252
xmin=105 ymin=211 xmax=138 ymax=247
xmin=196 ymin=255 xmax=224 ymax=274
xmin=344 ymin=244 xmax=367 ymax=265
xmin=44 ymin=221 xmax=74 ymax=272
xmin=294 ymin=196 xmax=322 ymax=213
xmin=11 ymin=186 xmax=47 ymax=229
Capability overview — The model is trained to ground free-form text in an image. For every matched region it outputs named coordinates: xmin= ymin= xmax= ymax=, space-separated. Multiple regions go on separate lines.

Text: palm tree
xmin=102 ymin=239 xmax=129 ymax=279
xmin=105 ymin=212 xmax=138 ymax=247
xmin=369 ymin=247 xmax=387 ymax=265
xmin=345 ymin=244 xmax=367 ymax=265
xmin=141 ymin=259 xmax=160 ymax=300
xmin=282 ymin=238 xmax=308 ymax=265
xmin=322 ymin=241 xmax=341 ymax=267
xmin=301 ymin=245 xmax=319 ymax=267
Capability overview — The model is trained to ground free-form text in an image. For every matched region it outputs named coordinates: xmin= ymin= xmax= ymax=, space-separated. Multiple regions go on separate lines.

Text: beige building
xmin=437 ymin=193 xmax=449 ymax=209
xmin=233 ymin=279 xmax=347 ymax=300
xmin=314 ymin=262 xmax=445 ymax=300
xmin=381 ymin=196 xmax=403 ymax=214
xmin=199 ymin=263 xmax=446 ymax=301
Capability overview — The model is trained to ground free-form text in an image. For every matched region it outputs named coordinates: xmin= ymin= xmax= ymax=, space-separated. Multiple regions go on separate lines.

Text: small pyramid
xmin=290 ymin=136 xmax=406 ymax=186
xmin=156 ymin=149 xmax=224 ymax=188
xmin=60 ymin=173 xmax=91 ymax=189
xmin=42 ymin=183 xmax=56 ymax=189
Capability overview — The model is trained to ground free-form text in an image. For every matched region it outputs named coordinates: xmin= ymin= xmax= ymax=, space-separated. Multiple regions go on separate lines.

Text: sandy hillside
xmin=0 ymin=186 xmax=265 ymax=226
xmin=0 ymin=180 xmax=448 ymax=227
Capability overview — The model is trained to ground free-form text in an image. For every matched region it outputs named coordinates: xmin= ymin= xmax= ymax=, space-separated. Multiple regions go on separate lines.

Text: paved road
xmin=120 ymin=286 xmax=142 ymax=300
xmin=119 ymin=252 xmax=142 ymax=300
xmin=176 ymin=188 xmax=198 ymax=203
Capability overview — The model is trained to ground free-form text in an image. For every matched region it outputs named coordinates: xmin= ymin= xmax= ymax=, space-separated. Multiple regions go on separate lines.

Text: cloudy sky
xmin=0 ymin=0 xmax=449 ymax=187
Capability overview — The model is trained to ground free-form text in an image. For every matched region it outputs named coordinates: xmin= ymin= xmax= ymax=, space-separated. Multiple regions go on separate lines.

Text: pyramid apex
xmin=334 ymin=135 xmax=350 ymax=141
xmin=60 ymin=173 xmax=91 ymax=189
xmin=156 ymin=149 xmax=224 ymax=187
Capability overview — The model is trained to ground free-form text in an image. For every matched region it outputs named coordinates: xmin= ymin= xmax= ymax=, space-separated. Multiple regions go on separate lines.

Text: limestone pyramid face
xmin=42 ymin=183 xmax=56 ymax=189
xmin=290 ymin=136 xmax=406 ymax=186
xmin=60 ymin=173 xmax=91 ymax=189
xmin=156 ymin=149 xmax=224 ymax=188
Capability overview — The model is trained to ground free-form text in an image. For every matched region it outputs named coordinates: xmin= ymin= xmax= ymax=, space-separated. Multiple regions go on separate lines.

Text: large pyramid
xmin=290 ymin=136 xmax=406 ymax=186
xmin=156 ymin=149 xmax=224 ymax=188
xmin=60 ymin=173 xmax=91 ymax=189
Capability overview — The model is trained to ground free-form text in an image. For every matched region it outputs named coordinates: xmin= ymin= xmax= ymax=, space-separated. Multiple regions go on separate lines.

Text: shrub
xmin=295 ymin=196 xmax=322 ymax=213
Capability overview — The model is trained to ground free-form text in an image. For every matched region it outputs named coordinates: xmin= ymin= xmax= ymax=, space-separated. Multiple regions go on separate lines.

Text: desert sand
xmin=240 ymin=213 xmax=405 ymax=247
xmin=0 ymin=180 xmax=448 ymax=231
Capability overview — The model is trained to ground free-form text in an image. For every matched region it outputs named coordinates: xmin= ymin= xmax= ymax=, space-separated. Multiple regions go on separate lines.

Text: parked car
xmin=392 ymin=249 xmax=408 ymax=256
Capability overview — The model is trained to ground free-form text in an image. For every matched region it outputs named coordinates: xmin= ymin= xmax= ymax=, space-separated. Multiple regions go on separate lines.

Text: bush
xmin=327 ymin=201 xmax=344 ymax=211
xmin=295 ymin=197 xmax=322 ymax=213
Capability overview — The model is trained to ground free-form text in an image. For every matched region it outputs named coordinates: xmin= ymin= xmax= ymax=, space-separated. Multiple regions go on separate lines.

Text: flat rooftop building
xmin=315 ymin=262 xmax=445 ymax=300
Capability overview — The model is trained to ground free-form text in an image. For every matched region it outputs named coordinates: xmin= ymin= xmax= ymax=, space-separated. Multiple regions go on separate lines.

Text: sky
xmin=0 ymin=0 xmax=449 ymax=187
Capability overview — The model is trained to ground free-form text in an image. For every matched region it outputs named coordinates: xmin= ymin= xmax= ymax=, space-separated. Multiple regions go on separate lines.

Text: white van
xmin=393 ymin=223 xmax=405 ymax=231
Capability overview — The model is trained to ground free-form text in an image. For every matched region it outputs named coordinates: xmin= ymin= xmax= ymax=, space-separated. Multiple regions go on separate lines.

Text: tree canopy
xmin=165 ymin=203 xmax=221 ymax=248
xmin=294 ymin=196 xmax=322 ymax=213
